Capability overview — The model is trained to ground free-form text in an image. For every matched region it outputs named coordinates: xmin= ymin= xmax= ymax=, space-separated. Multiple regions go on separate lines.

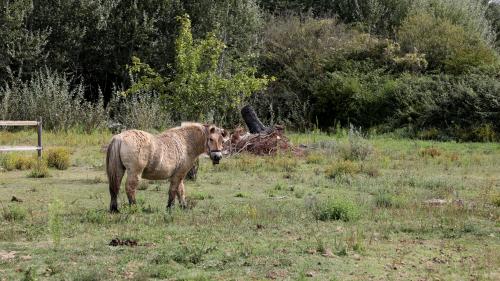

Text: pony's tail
xmin=106 ymin=137 xmax=124 ymax=212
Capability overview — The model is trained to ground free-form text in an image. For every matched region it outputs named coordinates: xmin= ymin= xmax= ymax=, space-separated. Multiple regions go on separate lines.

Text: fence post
xmin=37 ymin=117 xmax=42 ymax=159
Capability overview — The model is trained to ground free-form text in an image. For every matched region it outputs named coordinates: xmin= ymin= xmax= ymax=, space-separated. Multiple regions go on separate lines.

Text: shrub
xmin=386 ymin=73 xmax=500 ymax=140
xmin=0 ymin=70 xmax=107 ymax=131
xmin=2 ymin=205 xmax=28 ymax=221
xmin=327 ymin=127 xmax=375 ymax=161
xmin=189 ymin=191 xmax=212 ymax=200
xmin=47 ymin=148 xmax=70 ymax=170
xmin=311 ymin=197 xmax=361 ymax=222
xmin=492 ymin=194 xmax=500 ymax=207
xmin=235 ymin=192 xmax=247 ymax=198
xmin=397 ymin=11 xmax=497 ymax=73
xmin=266 ymin=155 xmax=298 ymax=172
xmin=413 ymin=0 xmax=494 ymax=42
xmin=325 ymin=160 xmax=361 ymax=179
xmin=419 ymin=147 xmax=442 ymax=158
xmin=21 ymin=267 xmax=37 ymax=281
xmin=107 ymin=90 xmax=172 ymax=131
xmin=257 ymin=15 xmax=383 ymax=129
xmin=361 ymin=163 xmax=380 ymax=177
xmin=418 ymin=128 xmax=440 ymax=140
xmin=472 ymin=124 xmax=497 ymax=142
xmin=1 ymin=154 xmax=17 ymax=171
xmin=82 ymin=209 xmax=106 ymax=224
xmin=346 ymin=125 xmax=373 ymax=161
xmin=1 ymin=154 xmax=35 ymax=171
xmin=27 ymin=160 xmax=50 ymax=178
xmin=374 ymin=190 xmax=405 ymax=208
xmin=306 ymin=152 xmax=325 ymax=164
xmin=15 ymin=156 xmax=36 ymax=170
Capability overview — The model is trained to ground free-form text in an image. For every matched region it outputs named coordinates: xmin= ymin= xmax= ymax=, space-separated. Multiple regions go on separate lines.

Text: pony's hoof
xmin=110 ymin=208 xmax=120 ymax=213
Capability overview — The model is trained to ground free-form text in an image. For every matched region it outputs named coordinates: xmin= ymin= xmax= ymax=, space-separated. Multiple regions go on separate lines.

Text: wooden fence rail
xmin=0 ymin=119 xmax=43 ymax=158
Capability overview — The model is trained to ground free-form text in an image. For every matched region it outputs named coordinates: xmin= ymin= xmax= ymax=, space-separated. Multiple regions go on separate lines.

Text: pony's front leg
xmin=176 ymin=180 xmax=187 ymax=209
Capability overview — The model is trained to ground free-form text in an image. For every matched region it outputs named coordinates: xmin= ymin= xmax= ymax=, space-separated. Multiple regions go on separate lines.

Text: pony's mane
xmin=180 ymin=122 xmax=202 ymax=127
xmin=159 ymin=122 xmax=204 ymax=137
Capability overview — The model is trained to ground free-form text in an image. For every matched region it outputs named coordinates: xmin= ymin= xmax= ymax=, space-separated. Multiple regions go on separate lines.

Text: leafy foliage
xmin=0 ymin=0 xmax=48 ymax=81
xmin=126 ymin=14 xmax=270 ymax=123
xmin=310 ymin=196 xmax=361 ymax=222
xmin=385 ymin=71 xmax=500 ymax=141
xmin=1 ymin=0 xmax=499 ymax=139
xmin=398 ymin=12 xmax=498 ymax=73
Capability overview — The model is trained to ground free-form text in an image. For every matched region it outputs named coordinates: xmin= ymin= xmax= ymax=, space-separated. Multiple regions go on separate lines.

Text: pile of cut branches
xmin=223 ymin=106 xmax=303 ymax=156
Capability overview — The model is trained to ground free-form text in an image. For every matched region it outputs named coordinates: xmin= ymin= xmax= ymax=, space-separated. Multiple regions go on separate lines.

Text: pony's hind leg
xmin=125 ymin=170 xmax=141 ymax=205
xmin=109 ymin=168 xmax=124 ymax=213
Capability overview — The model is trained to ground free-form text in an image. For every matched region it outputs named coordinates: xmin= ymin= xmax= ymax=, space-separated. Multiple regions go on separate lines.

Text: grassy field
xmin=0 ymin=129 xmax=499 ymax=280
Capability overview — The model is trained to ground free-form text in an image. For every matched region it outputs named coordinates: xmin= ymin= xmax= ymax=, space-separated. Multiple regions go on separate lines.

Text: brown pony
xmin=106 ymin=123 xmax=227 ymax=212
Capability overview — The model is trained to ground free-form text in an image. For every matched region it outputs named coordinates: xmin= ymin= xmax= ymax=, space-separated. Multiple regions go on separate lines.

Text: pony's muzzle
xmin=210 ymin=152 xmax=222 ymax=164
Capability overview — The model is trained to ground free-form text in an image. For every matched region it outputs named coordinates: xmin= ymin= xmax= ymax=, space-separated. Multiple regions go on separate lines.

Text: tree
xmin=0 ymin=0 xmax=48 ymax=82
xmin=126 ymin=14 xmax=270 ymax=123
xmin=397 ymin=12 xmax=498 ymax=73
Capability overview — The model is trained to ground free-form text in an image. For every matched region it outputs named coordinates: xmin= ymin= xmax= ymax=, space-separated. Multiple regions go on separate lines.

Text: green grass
xmin=0 ymin=130 xmax=499 ymax=280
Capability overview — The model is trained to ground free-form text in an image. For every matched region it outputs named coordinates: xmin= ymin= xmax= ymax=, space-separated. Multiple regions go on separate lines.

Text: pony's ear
xmin=221 ymin=129 xmax=228 ymax=137
xmin=204 ymin=124 xmax=215 ymax=134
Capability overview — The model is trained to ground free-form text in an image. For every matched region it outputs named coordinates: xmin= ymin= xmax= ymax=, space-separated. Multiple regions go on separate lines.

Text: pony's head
xmin=204 ymin=124 xmax=228 ymax=165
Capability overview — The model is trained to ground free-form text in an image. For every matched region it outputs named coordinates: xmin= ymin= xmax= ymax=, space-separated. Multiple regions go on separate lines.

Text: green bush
xmin=47 ymin=147 xmax=70 ymax=170
xmin=386 ymin=73 xmax=500 ymax=141
xmin=2 ymin=205 xmax=28 ymax=221
xmin=311 ymin=197 xmax=361 ymax=222
xmin=306 ymin=152 xmax=325 ymax=164
xmin=325 ymin=160 xmax=361 ymax=179
xmin=82 ymin=209 xmax=106 ymax=224
xmin=398 ymin=12 xmax=497 ymax=73
xmin=374 ymin=190 xmax=405 ymax=208
xmin=256 ymin=15 xmax=384 ymax=130
xmin=258 ymin=0 xmax=414 ymax=36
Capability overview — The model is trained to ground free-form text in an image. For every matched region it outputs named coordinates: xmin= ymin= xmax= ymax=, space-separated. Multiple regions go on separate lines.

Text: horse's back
xmin=115 ymin=129 xmax=180 ymax=179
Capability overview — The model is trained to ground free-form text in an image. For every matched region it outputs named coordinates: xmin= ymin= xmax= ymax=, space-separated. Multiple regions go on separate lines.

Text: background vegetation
xmin=1 ymin=0 xmax=500 ymax=140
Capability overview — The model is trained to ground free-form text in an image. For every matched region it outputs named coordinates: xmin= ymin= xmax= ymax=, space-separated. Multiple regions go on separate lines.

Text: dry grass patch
xmin=419 ymin=147 xmax=442 ymax=158
xmin=1 ymin=154 xmax=36 ymax=171
xmin=46 ymin=147 xmax=71 ymax=170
